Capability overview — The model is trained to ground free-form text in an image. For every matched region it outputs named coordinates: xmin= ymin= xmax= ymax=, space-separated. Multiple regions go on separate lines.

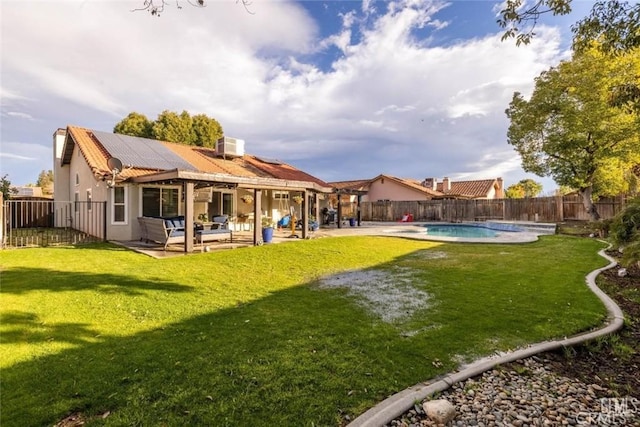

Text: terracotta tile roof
xmin=243 ymin=155 xmax=330 ymax=187
xmin=63 ymin=126 xmax=328 ymax=188
xmin=162 ymin=143 xmax=260 ymax=177
xmin=437 ymin=179 xmax=498 ymax=198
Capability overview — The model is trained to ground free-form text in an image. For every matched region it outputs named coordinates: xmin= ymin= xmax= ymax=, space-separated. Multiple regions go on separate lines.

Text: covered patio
xmin=132 ymin=169 xmax=332 ymax=252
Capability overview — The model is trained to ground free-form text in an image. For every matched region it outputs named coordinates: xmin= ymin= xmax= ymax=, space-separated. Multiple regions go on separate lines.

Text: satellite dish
xmin=107 ymin=157 xmax=123 ymax=172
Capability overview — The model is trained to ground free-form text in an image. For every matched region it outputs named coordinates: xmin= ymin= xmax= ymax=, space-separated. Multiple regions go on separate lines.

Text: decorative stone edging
xmin=348 ymin=243 xmax=624 ymax=427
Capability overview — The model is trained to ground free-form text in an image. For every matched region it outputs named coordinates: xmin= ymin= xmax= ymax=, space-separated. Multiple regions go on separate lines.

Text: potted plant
xmin=261 ymin=216 xmax=275 ymax=244
xmin=241 ymin=194 xmax=254 ymax=204
xmin=292 ymin=195 xmax=304 ymax=205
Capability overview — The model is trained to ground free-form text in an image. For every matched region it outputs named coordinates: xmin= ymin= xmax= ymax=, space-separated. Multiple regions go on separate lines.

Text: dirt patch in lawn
xmin=317 ymin=268 xmax=431 ymax=323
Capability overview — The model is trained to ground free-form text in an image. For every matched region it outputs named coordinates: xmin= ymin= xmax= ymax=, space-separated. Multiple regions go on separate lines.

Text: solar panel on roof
xmin=93 ymin=131 xmax=197 ymax=171
xmin=254 ymin=156 xmax=284 ymax=165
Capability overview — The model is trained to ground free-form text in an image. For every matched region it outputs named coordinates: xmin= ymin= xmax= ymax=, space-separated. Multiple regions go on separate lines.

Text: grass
xmin=0 ymin=235 xmax=608 ymax=426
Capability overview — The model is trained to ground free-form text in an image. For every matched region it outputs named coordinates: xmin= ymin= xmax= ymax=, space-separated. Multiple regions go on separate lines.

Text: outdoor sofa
xmin=138 ymin=216 xmax=232 ymax=250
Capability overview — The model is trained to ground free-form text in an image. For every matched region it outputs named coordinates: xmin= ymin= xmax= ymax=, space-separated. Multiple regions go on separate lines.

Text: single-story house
xmin=328 ymin=175 xmax=504 ymax=202
xmin=53 ymin=126 xmax=332 ymax=250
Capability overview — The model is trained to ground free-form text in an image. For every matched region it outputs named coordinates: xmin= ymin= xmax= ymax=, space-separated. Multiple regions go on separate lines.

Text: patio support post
xmin=253 ymin=189 xmax=262 ymax=245
xmin=337 ymin=192 xmax=342 ymax=229
xmin=102 ymin=201 xmax=107 ymax=241
xmin=357 ymin=194 xmax=362 ymax=226
xmin=301 ymin=191 xmax=308 ymax=239
xmin=184 ymin=181 xmax=194 ymax=253
xmin=313 ymin=193 xmax=320 ymax=230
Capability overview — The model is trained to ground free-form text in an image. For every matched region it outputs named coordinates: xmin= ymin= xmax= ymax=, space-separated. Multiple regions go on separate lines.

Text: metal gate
xmin=2 ymin=200 xmax=106 ymax=248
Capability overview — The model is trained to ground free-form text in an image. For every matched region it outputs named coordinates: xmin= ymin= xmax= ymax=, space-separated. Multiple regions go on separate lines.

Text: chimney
xmin=422 ymin=177 xmax=437 ymax=190
xmin=496 ymin=177 xmax=504 ymax=198
xmin=442 ymin=177 xmax=451 ymax=192
xmin=53 ymin=128 xmax=69 ymax=202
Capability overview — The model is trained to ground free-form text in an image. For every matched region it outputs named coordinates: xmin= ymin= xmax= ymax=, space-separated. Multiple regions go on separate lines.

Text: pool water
xmin=423 ymin=224 xmax=499 ymax=238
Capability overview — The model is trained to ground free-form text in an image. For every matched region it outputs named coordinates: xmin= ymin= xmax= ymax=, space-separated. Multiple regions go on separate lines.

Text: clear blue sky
xmin=1 ymin=0 xmax=597 ymax=193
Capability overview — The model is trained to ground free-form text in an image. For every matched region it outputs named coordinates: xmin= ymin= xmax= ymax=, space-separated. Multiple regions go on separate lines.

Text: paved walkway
xmin=114 ymin=221 xmax=552 ymax=258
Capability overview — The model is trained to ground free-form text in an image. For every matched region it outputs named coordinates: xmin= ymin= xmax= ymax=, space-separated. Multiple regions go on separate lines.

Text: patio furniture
xmin=211 ymin=215 xmax=229 ymax=230
xmin=138 ymin=216 xmax=232 ymax=250
xmin=138 ymin=216 xmax=186 ymax=250
xmin=196 ymin=224 xmax=233 ymax=245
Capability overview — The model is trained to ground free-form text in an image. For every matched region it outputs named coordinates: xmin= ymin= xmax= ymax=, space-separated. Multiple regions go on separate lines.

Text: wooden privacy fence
xmin=360 ymin=195 xmax=626 ymax=223
xmin=2 ymin=199 xmax=107 ymax=248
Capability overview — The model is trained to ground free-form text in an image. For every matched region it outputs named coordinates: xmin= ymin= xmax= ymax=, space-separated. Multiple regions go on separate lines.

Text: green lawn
xmin=0 ymin=235 xmax=608 ymax=426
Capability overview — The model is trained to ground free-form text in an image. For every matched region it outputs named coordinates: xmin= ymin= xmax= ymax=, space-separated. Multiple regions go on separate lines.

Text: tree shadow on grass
xmin=0 ymin=311 xmax=99 ymax=345
xmin=0 ymin=252 xmax=457 ymax=427
xmin=0 ymin=267 xmax=194 ymax=295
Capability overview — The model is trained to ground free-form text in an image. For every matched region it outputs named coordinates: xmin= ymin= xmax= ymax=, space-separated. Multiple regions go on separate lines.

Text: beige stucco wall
xmin=486 ymin=186 xmax=496 ymax=199
xmin=368 ymin=178 xmax=429 ymax=201
xmin=53 ymin=131 xmax=70 ymax=202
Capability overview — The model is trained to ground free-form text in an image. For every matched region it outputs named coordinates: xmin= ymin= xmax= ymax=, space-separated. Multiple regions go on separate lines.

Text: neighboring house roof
xmin=331 ymin=175 xmax=503 ymax=199
xmin=372 ymin=174 xmax=443 ymax=197
xmin=436 ymin=179 xmax=502 ymax=199
xmin=61 ymin=126 xmax=331 ymax=191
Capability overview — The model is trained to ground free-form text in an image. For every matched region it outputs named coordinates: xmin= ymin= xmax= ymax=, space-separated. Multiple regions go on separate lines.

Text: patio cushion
xmin=164 ymin=216 xmax=186 ymax=230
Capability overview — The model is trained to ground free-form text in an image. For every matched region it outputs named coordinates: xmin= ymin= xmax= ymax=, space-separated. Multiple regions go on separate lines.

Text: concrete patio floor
xmin=113 ymin=221 xmax=551 ymax=259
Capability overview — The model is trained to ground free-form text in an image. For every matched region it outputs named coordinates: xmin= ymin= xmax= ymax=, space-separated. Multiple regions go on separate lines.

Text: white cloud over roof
xmin=0 ymin=0 xmax=573 ymax=191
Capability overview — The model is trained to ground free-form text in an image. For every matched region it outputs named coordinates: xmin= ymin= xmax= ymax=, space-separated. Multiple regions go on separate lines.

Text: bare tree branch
xmin=132 ymin=0 xmax=254 ymax=16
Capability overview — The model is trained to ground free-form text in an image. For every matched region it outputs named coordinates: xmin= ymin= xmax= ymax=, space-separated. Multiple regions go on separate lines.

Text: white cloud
xmin=0 ymin=152 xmax=36 ymax=161
xmin=0 ymin=0 xmax=570 ymax=188
xmin=0 ymin=87 xmax=29 ymax=102
xmin=5 ymin=112 xmax=35 ymax=120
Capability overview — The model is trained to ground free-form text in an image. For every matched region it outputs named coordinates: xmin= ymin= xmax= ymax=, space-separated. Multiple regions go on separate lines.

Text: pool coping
xmin=319 ymin=221 xmax=552 ymax=244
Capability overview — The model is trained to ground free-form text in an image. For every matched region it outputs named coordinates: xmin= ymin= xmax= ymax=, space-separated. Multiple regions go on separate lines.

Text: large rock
xmin=423 ymin=399 xmax=456 ymax=424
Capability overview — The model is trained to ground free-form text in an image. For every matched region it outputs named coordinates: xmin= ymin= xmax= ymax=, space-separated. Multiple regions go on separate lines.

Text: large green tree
xmin=499 ymin=1 xmax=640 ymax=116
xmin=505 ymin=179 xmax=543 ymax=199
xmin=113 ymin=112 xmax=153 ymax=138
xmin=1 ymin=174 xmax=17 ymax=201
xmin=152 ymin=110 xmax=196 ymax=145
xmin=505 ymin=47 xmax=640 ymax=220
xmin=192 ymin=114 xmax=224 ymax=149
xmin=498 ymin=0 xmax=640 ymax=53
xmin=114 ymin=110 xmax=223 ymax=147
xmin=36 ymin=170 xmax=54 ymax=195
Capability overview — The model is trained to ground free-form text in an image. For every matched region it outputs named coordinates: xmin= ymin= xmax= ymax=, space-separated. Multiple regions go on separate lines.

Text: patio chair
xmin=211 ymin=215 xmax=229 ymax=230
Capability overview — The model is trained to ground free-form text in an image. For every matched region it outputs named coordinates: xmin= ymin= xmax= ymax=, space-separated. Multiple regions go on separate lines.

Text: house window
xmin=142 ymin=187 xmax=179 ymax=218
xmin=75 ymin=173 xmax=80 ymax=186
xmin=86 ymin=189 xmax=92 ymax=211
xmin=211 ymin=191 xmax=233 ymax=217
xmin=273 ymin=191 xmax=289 ymax=200
xmin=112 ymin=186 xmax=127 ymax=224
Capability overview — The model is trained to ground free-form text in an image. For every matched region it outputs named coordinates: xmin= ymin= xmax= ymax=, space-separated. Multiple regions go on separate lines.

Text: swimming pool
xmin=377 ymin=221 xmax=553 ymax=242
xmin=423 ymin=224 xmax=501 ymax=238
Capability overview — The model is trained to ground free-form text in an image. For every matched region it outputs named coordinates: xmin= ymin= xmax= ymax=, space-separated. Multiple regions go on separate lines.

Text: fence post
xmin=556 ymin=195 xmax=564 ymax=222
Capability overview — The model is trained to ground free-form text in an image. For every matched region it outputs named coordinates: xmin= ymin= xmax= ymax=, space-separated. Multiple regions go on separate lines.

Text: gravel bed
xmin=386 ymin=356 xmax=640 ymax=427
